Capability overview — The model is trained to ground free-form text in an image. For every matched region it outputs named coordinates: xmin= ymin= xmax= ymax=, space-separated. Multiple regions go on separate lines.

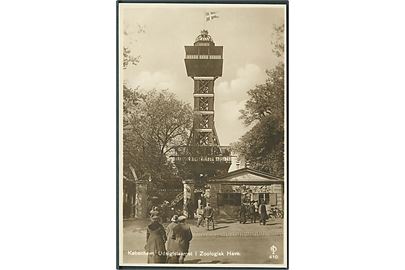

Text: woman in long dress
xmin=145 ymin=215 xmax=167 ymax=263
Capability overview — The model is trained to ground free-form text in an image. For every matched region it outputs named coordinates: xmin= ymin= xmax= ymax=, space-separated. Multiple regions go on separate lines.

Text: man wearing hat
xmin=172 ymin=215 xmax=193 ymax=264
xmin=150 ymin=206 xmax=159 ymax=218
xmin=166 ymin=215 xmax=180 ymax=263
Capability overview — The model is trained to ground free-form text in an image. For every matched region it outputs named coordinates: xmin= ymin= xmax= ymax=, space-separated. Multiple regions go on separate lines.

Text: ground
xmin=122 ymin=218 xmax=285 ymax=265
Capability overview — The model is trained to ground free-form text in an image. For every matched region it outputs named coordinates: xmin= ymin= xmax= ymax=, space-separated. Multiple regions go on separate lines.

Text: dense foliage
xmin=123 ymin=87 xmax=193 ymax=190
xmin=233 ymin=25 xmax=285 ymax=177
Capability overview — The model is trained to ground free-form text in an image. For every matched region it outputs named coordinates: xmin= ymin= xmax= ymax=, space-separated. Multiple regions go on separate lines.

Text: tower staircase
xmin=169 ymin=191 xmax=184 ymax=208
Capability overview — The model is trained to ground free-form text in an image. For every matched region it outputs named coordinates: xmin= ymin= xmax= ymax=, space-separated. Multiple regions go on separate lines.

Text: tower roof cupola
xmin=194 ymin=30 xmax=215 ymax=46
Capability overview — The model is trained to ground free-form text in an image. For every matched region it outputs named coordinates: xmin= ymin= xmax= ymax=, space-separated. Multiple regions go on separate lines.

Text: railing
xmin=174 ymin=145 xmax=231 ymax=156
xmin=172 ymin=145 xmax=233 ymax=163
xmin=174 ymin=156 xmax=232 ymax=162
xmin=185 ymin=54 xmax=222 ymax=60
xmin=169 ymin=192 xmax=184 ymax=207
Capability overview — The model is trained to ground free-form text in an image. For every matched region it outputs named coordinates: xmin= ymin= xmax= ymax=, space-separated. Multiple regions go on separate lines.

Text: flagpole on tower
xmin=204 ymin=11 xmax=208 ymax=31
xmin=205 ymin=11 xmax=219 ymax=32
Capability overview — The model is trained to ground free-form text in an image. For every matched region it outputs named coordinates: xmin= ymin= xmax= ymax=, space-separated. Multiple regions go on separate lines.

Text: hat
xmin=178 ymin=215 xmax=186 ymax=222
xmin=171 ymin=215 xmax=179 ymax=222
xmin=150 ymin=215 xmax=159 ymax=222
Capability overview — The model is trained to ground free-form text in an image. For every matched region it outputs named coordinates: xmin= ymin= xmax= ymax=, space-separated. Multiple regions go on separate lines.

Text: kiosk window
xmin=259 ymin=193 xmax=270 ymax=204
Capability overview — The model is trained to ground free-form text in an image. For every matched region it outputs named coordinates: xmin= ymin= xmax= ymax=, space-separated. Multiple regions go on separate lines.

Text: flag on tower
xmin=206 ymin=11 xmax=219 ymax=22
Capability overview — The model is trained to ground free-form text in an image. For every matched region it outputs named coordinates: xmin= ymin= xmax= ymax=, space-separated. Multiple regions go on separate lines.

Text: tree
xmin=123 ymin=88 xmax=193 ymax=190
xmin=232 ymin=116 xmax=284 ymax=177
xmin=233 ymin=24 xmax=285 ymax=177
xmin=123 ymin=47 xmax=140 ymax=69
xmin=240 ymin=63 xmax=284 ymax=130
xmin=271 ymin=24 xmax=285 ymax=58
xmin=122 ymin=24 xmax=145 ymax=69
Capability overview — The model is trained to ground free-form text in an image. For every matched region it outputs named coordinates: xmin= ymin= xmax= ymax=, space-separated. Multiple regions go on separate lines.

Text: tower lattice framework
xmin=174 ymin=30 xmax=231 ymax=181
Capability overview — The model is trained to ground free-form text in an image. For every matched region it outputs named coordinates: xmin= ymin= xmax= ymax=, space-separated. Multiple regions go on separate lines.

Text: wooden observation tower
xmin=174 ymin=30 xmax=232 ymax=196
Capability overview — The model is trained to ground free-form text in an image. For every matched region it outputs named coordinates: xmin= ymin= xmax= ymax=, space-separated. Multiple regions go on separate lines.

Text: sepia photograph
xmin=118 ymin=1 xmax=288 ymax=268
xmin=4 ymin=1 xmax=405 ymax=270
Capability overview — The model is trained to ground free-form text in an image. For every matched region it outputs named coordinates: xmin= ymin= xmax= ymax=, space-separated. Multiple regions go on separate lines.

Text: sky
xmin=120 ymin=4 xmax=286 ymax=146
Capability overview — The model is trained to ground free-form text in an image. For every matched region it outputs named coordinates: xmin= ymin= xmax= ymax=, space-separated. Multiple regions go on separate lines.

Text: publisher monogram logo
xmin=269 ymin=245 xmax=278 ymax=259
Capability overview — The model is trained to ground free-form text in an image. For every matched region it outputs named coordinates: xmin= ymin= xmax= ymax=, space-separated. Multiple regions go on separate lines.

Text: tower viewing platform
xmin=184 ymin=29 xmax=223 ymax=77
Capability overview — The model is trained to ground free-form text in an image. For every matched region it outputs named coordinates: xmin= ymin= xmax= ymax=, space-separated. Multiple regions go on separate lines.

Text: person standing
xmin=203 ymin=203 xmax=215 ymax=230
xmin=172 ymin=216 xmax=193 ymax=264
xmin=197 ymin=197 xmax=202 ymax=209
xmin=195 ymin=205 xmax=204 ymax=227
xmin=239 ymin=203 xmax=247 ymax=224
xmin=145 ymin=215 xmax=167 ymax=263
xmin=187 ymin=200 xmax=194 ymax=219
xmin=254 ymin=200 xmax=259 ymax=221
xmin=259 ymin=200 xmax=268 ymax=225
xmin=249 ymin=201 xmax=256 ymax=223
xmin=161 ymin=201 xmax=169 ymax=223
xmin=166 ymin=215 xmax=179 ymax=263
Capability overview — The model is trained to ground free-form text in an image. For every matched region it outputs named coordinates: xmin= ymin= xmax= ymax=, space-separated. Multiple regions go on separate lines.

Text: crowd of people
xmin=145 ymin=212 xmax=193 ymax=264
xmin=195 ymin=203 xmax=215 ymax=230
xmin=239 ymin=200 xmax=269 ymax=225
xmin=144 ymin=199 xmax=275 ymax=263
xmin=145 ymin=203 xmax=215 ymax=264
